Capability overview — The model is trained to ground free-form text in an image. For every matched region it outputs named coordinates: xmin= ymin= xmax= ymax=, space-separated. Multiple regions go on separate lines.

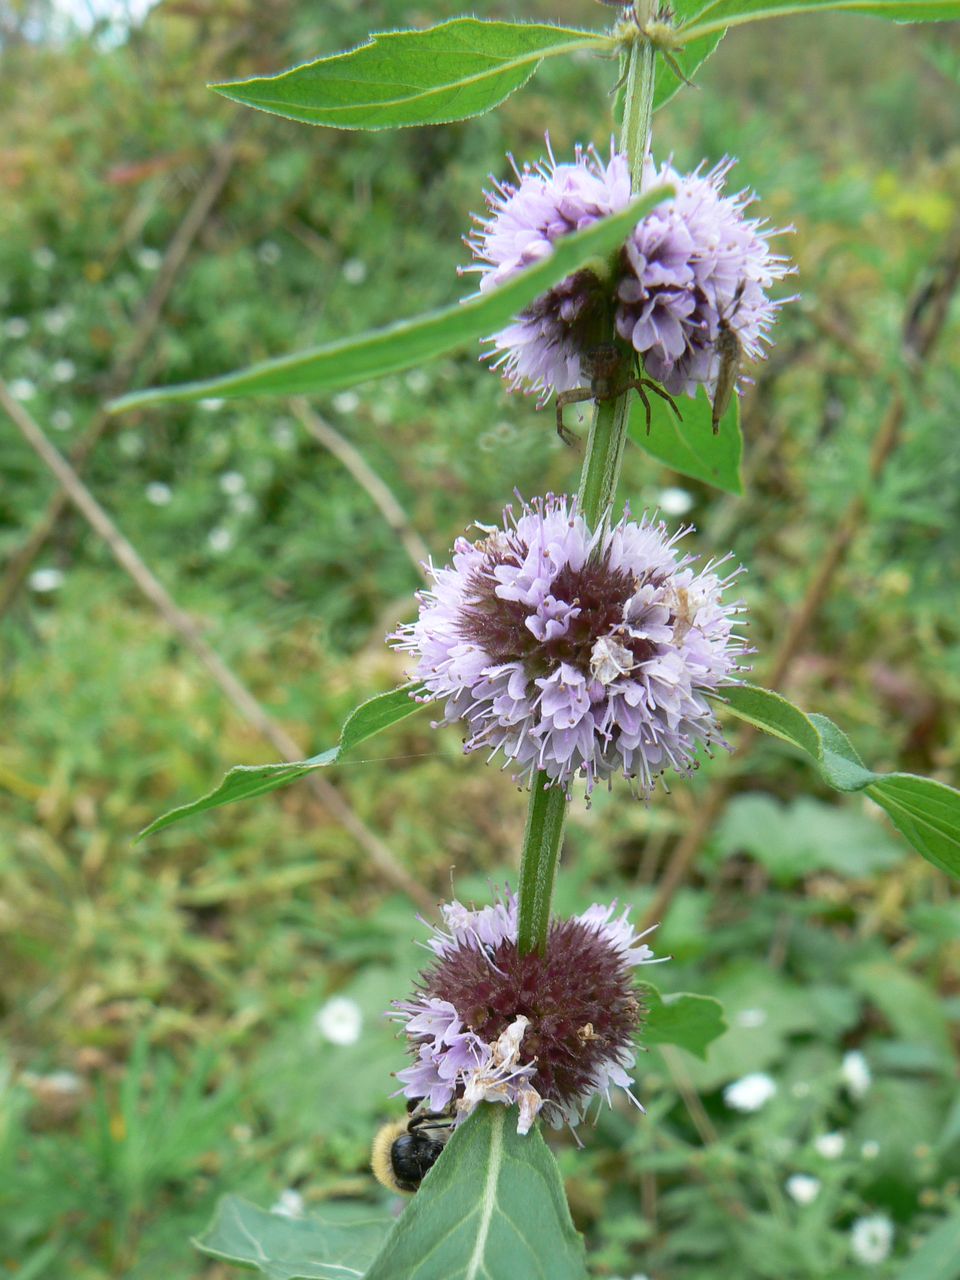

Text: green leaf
xmin=138 ymin=683 xmax=425 ymax=838
xmin=110 ymin=187 xmax=672 ymax=413
xmin=898 ymin=1210 xmax=960 ymax=1280
xmin=717 ymin=685 xmax=960 ymax=878
xmin=640 ymin=984 xmax=727 ymax=1059
xmin=212 ymin=20 xmax=612 ymax=130
xmin=195 ymin=1194 xmax=391 ymax=1279
xmin=675 ymin=0 xmax=960 ymax=44
xmin=629 ymin=384 xmax=743 ymax=494
xmin=365 ymin=1106 xmax=587 ymax=1280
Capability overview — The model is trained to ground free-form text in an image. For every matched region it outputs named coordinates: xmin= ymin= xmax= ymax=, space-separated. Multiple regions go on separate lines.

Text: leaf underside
xmin=195 ymin=1195 xmax=391 ymax=1279
xmin=365 ymin=1107 xmax=588 ymax=1280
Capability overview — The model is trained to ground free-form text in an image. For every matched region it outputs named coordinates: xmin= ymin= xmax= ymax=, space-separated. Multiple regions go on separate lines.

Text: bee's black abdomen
xmin=390 ymin=1131 xmax=447 ymax=1194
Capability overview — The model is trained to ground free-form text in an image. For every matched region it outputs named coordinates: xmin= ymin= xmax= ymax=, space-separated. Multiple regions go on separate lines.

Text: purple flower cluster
xmin=391 ymin=494 xmax=748 ymax=798
xmin=466 ymin=140 xmax=791 ymax=406
xmin=391 ymin=889 xmax=661 ymax=1132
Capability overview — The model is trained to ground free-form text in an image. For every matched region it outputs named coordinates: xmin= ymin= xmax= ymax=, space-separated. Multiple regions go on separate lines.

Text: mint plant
xmin=112 ymin=2 xmax=960 ymax=1275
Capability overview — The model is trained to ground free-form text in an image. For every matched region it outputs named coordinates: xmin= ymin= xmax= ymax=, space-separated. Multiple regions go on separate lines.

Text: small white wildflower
xmin=257 ymin=240 xmax=281 ymax=265
xmin=841 ymin=1050 xmax=872 ymax=1099
xmin=314 ymin=996 xmax=363 ymax=1046
xmin=785 ymin=1174 xmax=821 ymax=1206
xmin=4 ymin=317 xmax=28 ymax=339
xmin=342 ymin=257 xmax=367 ymax=285
xmin=33 ymin=246 xmax=56 ymax=270
xmin=850 ymin=1214 xmax=893 ymax=1265
xmin=199 ymin=398 xmax=225 ymax=412
xmin=332 ymin=390 xmax=360 ymax=414
xmin=861 ymin=1140 xmax=880 ymax=1160
xmin=136 ymin=247 xmax=162 ymax=271
xmin=51 ymin=359 xmax=76 ymax=383
xmin=815 ymin=1132 xmax=846 ymax=1160
xmin=270 ymin=1188 xmax=305 ymax=1219
xmin=9 ymin=378 xmax=36 ymax=401
xmin=734 ymin=1007 xmax=767 ymax=1029
xmin=724 ymin=1073 xmax=777 ymax=1113
xmin=231 ymin=492 xmax=256 ymax=517
xmin=145 ymin=482 xmax=173 ymax=507
xmin=28 ymin=568 xmax=65 ymax=593
xmin=42 ymin=307 xmax=72 ymax=335
xmin=658 ymin=486 xmax=695 ymax=517
xmin=207 ymin=527 xmax=234 ymax=555
xmin=218 ymin=470 xmax=246 ymax=496
xmin=51 ymin=409 xmax=73 ymax=431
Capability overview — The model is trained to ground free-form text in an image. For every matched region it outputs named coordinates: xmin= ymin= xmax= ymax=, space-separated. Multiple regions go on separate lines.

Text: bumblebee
xmin=371 ymin=1104 xmax=455 ymax=1195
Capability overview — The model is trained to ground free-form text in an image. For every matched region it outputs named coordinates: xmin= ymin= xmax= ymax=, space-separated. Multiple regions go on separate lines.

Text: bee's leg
xmin=629 ymin=378 xmax=683 ymax=424
xmin=555 ymin=389 xmax=592 ymax=447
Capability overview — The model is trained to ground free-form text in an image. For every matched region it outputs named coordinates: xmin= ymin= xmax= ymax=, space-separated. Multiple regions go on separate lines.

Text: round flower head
xmin=615 ymin=156 xmax=792 ymax=399
xmin=465 ymin=140 xmax=791 ymax=407
xmin=391 ymin=494 xmax=749 ymax=798
xmin=391 ymin=890 xmax=661 ymax=1132
xmin=465 ymin=139 xmax=631 ymax=403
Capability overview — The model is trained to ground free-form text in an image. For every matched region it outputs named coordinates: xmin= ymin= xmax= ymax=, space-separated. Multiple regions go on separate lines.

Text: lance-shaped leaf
xmin=195 ymin=1195 xmax=392 ymax=1279
xmin=717 ymin=685 xmax=960 ymax=879
xmin=212 ymin=20 xmax=613 ymax=130
xmin=640 ymin=985 xmax=727 ymax=1059
xmin=139 ymin=683 xmax=426 ymax=839
xmin=629 ymin=384 xmax=743 ymax=494
xmin=110 ymin=187 xmax=672 ymax=413
xmin=674 ymin=0 xmax=960 ymax=44
xmin=364 ymin=1106 xmax=588 ymax=1280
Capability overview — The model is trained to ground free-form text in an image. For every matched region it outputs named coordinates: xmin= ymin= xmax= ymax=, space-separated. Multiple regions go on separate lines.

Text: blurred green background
xmin=1 ymin=1 xmax=959 ymax=1276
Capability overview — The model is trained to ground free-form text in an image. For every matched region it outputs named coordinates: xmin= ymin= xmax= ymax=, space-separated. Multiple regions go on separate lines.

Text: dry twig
xmin=290 ymin=398 xmax=431 ymax=582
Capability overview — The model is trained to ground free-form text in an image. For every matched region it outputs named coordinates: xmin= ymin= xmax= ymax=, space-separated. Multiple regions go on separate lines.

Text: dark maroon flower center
xmin=417 ymin=918 xmax=643 ymax=1109
xmin=458 ymin=546 xmax=659 ymax=678
xmin=519 ymin=268 xmax=610 ymax=354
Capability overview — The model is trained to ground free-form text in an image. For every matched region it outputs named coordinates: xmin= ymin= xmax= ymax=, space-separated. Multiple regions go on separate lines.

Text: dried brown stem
xmin=643 ymin=223 xmax=960 ymax=931
xmin=0 ymin=139 xmax=239 ymax=619
xmin=0 ymin=380 xmax=431 ymax=912
xmin=290 ymin=398 xmax=431 ymax=582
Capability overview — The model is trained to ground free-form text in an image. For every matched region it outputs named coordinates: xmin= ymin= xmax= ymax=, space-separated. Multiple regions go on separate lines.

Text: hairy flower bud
xmin=391 ymin=890 xmax=661 ymax=1131
xmin=391 ymin=494 xmax=749 ymax=798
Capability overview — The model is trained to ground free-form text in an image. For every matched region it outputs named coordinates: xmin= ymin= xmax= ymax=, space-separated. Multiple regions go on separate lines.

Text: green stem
xmin=516 ymin=777 xmax=568 ymax=955
xmin=514 ymin=14 xmax=657 ymax=957
xmin=576 ymin=392 xmax=632 ymax=527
